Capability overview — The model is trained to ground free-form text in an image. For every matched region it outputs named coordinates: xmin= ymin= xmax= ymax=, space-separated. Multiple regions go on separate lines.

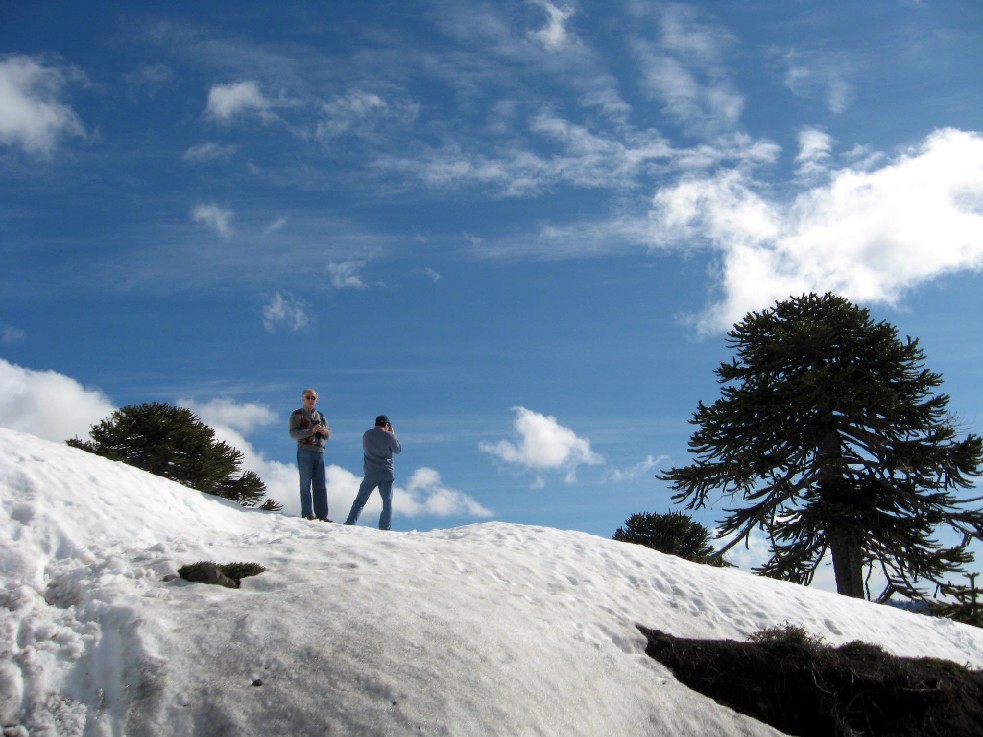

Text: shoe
xmin=317 ymin=517 xmax=334 ymax=523
xmin=305 ymin=515 xmax=315 ymax=521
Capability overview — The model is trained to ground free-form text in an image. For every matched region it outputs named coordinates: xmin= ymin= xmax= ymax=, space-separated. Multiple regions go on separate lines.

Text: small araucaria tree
xmin=613 ymin=511 xmax=724 ymax=566
xmin=68 ymin=402 xmax=281 ymax=511
xmin=660 ymin=293 xmax=983 ymax=600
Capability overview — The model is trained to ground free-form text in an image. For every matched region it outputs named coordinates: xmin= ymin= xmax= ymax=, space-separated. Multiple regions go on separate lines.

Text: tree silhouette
xmin=661 ymin=293 xmax=983 ymax=600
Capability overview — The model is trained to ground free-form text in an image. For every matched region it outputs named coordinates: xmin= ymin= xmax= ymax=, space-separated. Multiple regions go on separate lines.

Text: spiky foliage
xmin=660 ymin=293 xmax=983 ymax=600
xmin=613 ymin=511 xmax=724 ymax=566
xmin=930 ymin=573 xmax=983 ymax=629
xmin=68 ymin=402 xmax=281 ymax=511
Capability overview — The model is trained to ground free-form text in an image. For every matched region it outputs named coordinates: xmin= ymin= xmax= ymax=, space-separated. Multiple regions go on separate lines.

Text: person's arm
xmin=317 ymin=415 xmax=331 ymax=441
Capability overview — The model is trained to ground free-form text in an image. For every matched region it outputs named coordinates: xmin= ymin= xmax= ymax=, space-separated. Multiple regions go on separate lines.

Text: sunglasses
xmin=304 ymin=394 xmax=317 ymax=400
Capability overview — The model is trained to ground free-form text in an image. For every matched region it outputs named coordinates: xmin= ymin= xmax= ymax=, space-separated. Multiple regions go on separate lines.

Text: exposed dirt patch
xmin=637 ymin=625 xmax=983 ymax=737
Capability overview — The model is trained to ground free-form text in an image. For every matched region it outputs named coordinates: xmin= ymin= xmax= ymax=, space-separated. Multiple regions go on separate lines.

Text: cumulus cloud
xmin=0 ymin=55 xmax=86 ymax=157
xmin=650 ymin=127 xmax=983 ymax=332
xmin=480 ymin=406 xmax=603 ymax=484
xmin=192 ymin=203 xmax=234 ymax=238
xmin=205 ymin=81 xmax=274 ymax=123
xmin=0 ymin=359 xmax=115 ymax=443
xmin=319 ymin=465 xmax=493 ymax=522
xmin=402 ymin=468 xmax=494 ymax=517
xmin=262 ymin=291 xmax=311 ymax=333
xmin=327 ymin=261 xmax=367 ymax=289
xmin=181 ymin=397 xmax=277 ymax=435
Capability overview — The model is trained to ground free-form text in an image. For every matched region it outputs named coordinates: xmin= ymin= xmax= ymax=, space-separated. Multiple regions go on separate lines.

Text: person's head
xmin=375 ymin=415 xmax=391 ymax=429
xmin=302 ymin=389 xmax=319 ymax=406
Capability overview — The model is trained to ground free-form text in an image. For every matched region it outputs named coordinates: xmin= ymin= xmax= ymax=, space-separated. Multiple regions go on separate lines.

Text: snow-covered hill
xmin=2 ymin=427 xmax=982 ymax=736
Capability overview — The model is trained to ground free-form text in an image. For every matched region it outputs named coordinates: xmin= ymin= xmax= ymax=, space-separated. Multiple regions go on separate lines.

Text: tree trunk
xmin=815 ymin=412 xmax=866 ymax=598
xmin=828 ymin=526 xmax=865 ymax=598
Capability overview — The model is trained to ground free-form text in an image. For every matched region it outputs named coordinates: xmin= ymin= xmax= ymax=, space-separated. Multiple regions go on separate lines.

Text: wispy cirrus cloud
xmin=262 ymin=291 xmax=311 ymax=333
xmin=782 ymin=49 xmax=854 ymax=114
xmin=529 ymin=1 xmax=578 ymax=51
xmin=605 ymin=454 xmax=666 ymax=483
xmin=316 ymin=90 xmax=419 ymax=140
xmin=191 ymin=203 xmax=234 ymax=238
xmin=1 ymin=322 xmax=25 ymax=345
xmin=326 ymin=261 xmax=367 ymax=289
xmin=182 ymin=141 xmax=237 ymax=163
xmin=629 ymin=4 xmax=743 ymax=133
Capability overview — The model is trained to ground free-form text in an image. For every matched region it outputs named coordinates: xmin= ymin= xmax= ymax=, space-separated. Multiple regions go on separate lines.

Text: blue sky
xmin=3 ymin=1 xmax=983 ymax=579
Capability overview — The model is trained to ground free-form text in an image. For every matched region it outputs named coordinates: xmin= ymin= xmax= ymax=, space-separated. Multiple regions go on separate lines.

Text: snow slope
xmin=2 ymin=427 xmax=982 ymax=736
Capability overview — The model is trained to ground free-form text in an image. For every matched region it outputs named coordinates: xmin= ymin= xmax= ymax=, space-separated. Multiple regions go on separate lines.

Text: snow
xmin=2 ymin=427 xmax=982 ymax=737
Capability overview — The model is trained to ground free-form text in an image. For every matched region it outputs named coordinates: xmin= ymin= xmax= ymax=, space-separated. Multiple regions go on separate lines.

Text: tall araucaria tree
xmin=660 ymin=293 xmax=983 ymax=600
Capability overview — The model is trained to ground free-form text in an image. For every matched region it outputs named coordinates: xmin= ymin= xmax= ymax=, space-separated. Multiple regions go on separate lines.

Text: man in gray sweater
xmin=345 ymin=415 xmax=402 ymax=530
xmin=289 ymin=389 xmax=331 ymax=521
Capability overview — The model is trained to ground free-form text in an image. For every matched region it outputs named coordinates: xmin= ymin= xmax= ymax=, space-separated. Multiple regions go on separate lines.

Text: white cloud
xmin=320 ymin=465 xmax=493 ymax=522
xmin=182 ymin=142 xmax=237 ymax=163
xmin=0 ymin=360 xmax=489 ymax=522
xmin=630 ymin=6 xmax=743 ymax=132
xmin=0 ymin=359 xmax=115 ymax=443
xmin=180 ymin=397 xmax=277 ymax=435
xmin=783 ymin=50 xmax=854 ymax=114
xmin=327 ymin=261 xmax=367 ymax=289
xmin=605 ymin=454 xmax=666 ymax=483
xmin=378 ymin=115 xmax=675 ymax=197
xmin=1 ymin=323 xmax=25 ymax=344
xmin=0 ymin=55 xmax=86 ymax=157
xmin=316 ymin=90 xmax=418 ymax=140
xmin=205 ymin=81 xmax=273 ymax=123
xmin=124 ymin=63 xmax=173 ymax=89
xmin=530 ymin=2 xmax=576 ymax=51
xmin=264 ymin=216 xmax=288 ymax=234
xmin=480 ymin=406 xmax=603 ymax=483
xmin=402 ymin=468 xmax=494 ymax=517
xmin=795 ymin=127 xmax=833 ymax=180
xmin=650 ymin=128 xmax=983 ymax=332
xmin=262 ymin=291 xmax=311 ymax=333
xmin=192 ymin=203 xmax=234 ymax=238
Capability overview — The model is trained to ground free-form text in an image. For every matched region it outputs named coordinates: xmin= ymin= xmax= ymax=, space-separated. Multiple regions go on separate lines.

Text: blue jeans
xmin=345 ymin=470 xmax=394 ymax=530
xmin=297 ymin=447 xmax=328 ymax=519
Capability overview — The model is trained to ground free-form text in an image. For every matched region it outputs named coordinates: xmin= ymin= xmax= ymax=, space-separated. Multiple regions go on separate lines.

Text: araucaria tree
xmin=613 ymin=511 xmax=723 ymax=566
xmin=68 ymin=402 xmax=280 ymax=511
xmin=660 ymin=293 xmax=983 ymax=600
